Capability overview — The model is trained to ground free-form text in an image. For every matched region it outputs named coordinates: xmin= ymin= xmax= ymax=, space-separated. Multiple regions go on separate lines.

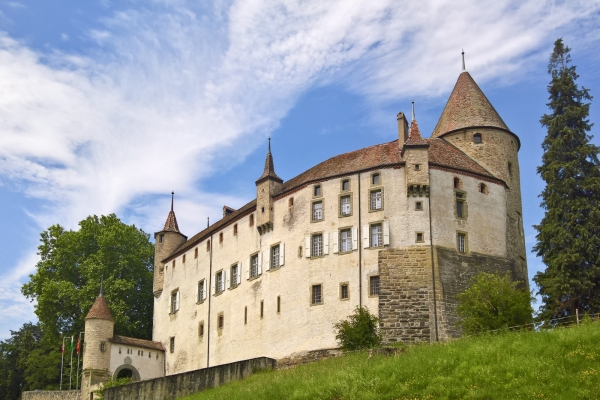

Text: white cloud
xmin=0 ymin=0 xmax=599 ymax=334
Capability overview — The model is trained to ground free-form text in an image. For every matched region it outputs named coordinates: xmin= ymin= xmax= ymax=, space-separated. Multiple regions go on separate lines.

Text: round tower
xmin=153 ymin=192 xmax=188 ymax=297
xmin=81 ymin=284 xmax=114 ymax=399
xmin=430 ymin=65 xmax=527 ymax=283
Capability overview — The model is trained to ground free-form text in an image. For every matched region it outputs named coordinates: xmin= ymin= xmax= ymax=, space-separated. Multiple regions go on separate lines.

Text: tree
xmin=455 ymin=272 xmax=533 ymax=335
xmin=0 ymin=323 xmax=41 ymax=400
xmin=334 ymin=306 xmax=381 ymax=350
xmin=532 ymin=39 xmax=600 ymax=322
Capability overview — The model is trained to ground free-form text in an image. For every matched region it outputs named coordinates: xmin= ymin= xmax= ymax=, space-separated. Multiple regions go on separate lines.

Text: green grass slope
xmin=183 ymin=322 xmax=600 ymax=399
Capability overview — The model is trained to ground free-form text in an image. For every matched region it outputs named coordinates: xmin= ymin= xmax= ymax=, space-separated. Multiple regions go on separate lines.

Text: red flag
xmin=76 ymin=336 xmax=81 ymax=355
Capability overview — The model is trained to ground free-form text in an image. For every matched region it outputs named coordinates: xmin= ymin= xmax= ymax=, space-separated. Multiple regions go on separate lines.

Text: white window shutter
xmin=175 ymin=291 xmax=180 ymax=311
xmin=383 ymin=221 xmax=390 ymax=245
xmin=258 ymin=252 xmax=263 ymax=275
xmin=265 ymin=248 xmax=271 ymax=271
xmin=196 ymin=282 xmax=199 ymax=303
xmin=305 ymin=236 xmax=311 ymax=258
xmin=352 ymin=227 xmax=358 ymax=250
xmin=168 ymin=293 xmax=172 ymax=313
xmin=226 ymin=269 xmax=231 ymax=289
xmin=333 ymin=230 xmax=339 ymax=254
xmin=363 ymin=225 xmax=369 ymax=248
xmin=247 ymin=258 xmax=251 ymax=279
xmin=211 ymin=277 xmax=215 ymax=295
xmin=280 ymin=243 xmax=285 ymax=266
xmin=202 ymin=280 xmax=207 ymax=300
xmin=237 ymin=262 xmax=242 ymax=284
xmin=323 ymin=232 xmax=329 ymax=255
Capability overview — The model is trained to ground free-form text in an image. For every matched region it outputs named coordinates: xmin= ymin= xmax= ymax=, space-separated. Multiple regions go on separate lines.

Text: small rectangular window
xmin=311 ymin=284 xmax=322 ymax=305
xmin=340 ymin=195 xmax=351 ymax=216
xmin=340 ymin=284 xmax=349 ymax=300
xmin=312 ymin=234 xmax=323 ymax=257
xmin=198 ymin=280 xmax=205 ymax=301
xmin=170 ymin=337 xmax=175 ymax=353
xmin=249 ymin=214 xmax=254 ymax=226
xmin=218 ymin=314 xmax=224 ymax=330
xmin=172 ymin=260 xmax=176 ymax=268
xmin=458 ymin=233 xmax=467 ymax=253
xmin=342 ymin=180 xmax=350 ymax=191
xmin=216 ymin=271 xmax=224 ymax=293
xmin=289 ymin=197 xmax=294 ymax=207
xmin=199 ymin=322 xmax=204 ymax=337
xmin=251 ymin=254 xmax=259 ymax=278
xmin=312 ymin=201 xmax=323 ymax=221
xmin=194 ymin=247 xmax=198 ymax=259
xmin=260 ymin=301 xmax=264 ymax=318
xmin=159 ymin=234 xmax=164 ymax=243
xmin=244 ymin=306 xmax=247 ymax=325
xmin=206 ymin=240 xmax=210 ymax=252
xmin=277 ymin=296 xmax=281 ymax=313
xmin=271 ymin=245 xmax=280 ymax=269
xmin=219 ymin=232 xmax=223 ymax=243
xmin=340 ymin=229 xmax=352 ymax=253
xmin=231 ymin=264 xmax=239 ymax=287
xmin=370 ymin=224 xmax=383 ymax=247
xmin=369 ymin=276 xmax=380 ymax=296
xmin=171 ymin=290 xmax=179 ymax=313
xmin=414 ymin=164 xmax=420 ymax=171
xmin=415 ymin=201 xmax=423 ymax=211
xmin=372 ymin=173 xmax=380 ymax=185
xmin=314 ymin=185 xmax=322 ymax=196
xmin=370 ymin=190 xmax=383 ymax=210
xmin=508 ymin=162 xmax=513 ymax=175
xmin=182 ymin=254 xmax=186 ymax=264
xmin=233 ymin=224 xmax=238 ymax=236
xmin=456 ymin=201 xmax=464 ymax=218
xmin=416 ymin=232 xmax=424 ymax=243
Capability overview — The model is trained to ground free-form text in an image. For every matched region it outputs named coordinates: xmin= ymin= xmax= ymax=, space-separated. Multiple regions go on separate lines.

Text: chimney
xmin=397 ymin=112 xmax=409 ymax=146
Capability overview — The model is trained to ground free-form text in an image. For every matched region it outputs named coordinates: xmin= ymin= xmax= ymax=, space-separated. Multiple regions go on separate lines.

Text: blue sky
xmin=0 ymin=0 xmax=599 ymax=339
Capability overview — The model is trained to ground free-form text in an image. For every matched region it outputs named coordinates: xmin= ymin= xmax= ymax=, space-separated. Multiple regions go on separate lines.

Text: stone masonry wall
xmin=22 ymin=390 xmax=79 ymax=400
xmin=103 ymin=357 xmax=275 ymax=400
xmin=378 ymin=247 xmax=433 ymax=344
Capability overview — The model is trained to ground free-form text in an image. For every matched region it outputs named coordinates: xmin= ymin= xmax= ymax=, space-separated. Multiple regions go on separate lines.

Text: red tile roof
xmin=85 ymin=294 xmax=114 ymax=321
xmin=427 ymin=138 xmax=497 ymax=180
xmin=404 ymin=120 xmax=429 ymax=146
xmin=162 ymin=211 xmax=181 ymax=233
xmin=431 ymin=72 xmax=509 ymax=137
xmin=110 ymin=335 xmax=165 ymax=351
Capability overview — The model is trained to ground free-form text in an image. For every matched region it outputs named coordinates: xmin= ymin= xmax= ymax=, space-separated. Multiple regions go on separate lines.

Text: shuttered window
xmin=312 ymin=234 xmax=323 ymax=257
xmin=340 ymin=229 xmax=352 ymax=252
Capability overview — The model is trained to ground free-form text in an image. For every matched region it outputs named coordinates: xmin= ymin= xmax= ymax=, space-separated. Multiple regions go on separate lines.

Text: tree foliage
xmin=334 ymin=307 xmax=381 ymax=350
xmin=22 ymin=214 xmax=155 ymax=342
xmin=532 ymin=39 xmax=600 ymax=321
xmin=456 ymin=272 xmax=533 ymax=335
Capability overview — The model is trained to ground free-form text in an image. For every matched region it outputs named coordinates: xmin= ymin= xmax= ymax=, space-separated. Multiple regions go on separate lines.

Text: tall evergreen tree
xmin=533 ymin=39 xmax=600 ymax=322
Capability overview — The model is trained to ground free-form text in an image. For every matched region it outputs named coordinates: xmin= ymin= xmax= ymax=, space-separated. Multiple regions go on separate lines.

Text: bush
xmin=94 ymin=377 xmax=132 ymax=399
xmin=334 ymin=306 xmax=381 ymax=350
xmin=456 ymin=272 xmax=534 ymax=335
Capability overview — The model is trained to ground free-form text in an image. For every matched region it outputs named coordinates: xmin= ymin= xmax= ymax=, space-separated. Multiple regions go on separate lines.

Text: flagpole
xmin=69 ymin=335 xmax=74 ymax=390
xmin=60 ymin=337 xmax=65 ymax=391
xmin=76 ymin=332 xmax=83 ymax=390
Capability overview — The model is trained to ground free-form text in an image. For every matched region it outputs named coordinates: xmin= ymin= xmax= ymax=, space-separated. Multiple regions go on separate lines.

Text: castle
xmin=79 ymin=62 xmax=528 ymax=398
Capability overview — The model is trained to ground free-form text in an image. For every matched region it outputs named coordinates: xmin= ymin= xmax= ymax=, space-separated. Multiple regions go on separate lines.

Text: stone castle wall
xmin=22 ymin=390 xmax=79 ymax=400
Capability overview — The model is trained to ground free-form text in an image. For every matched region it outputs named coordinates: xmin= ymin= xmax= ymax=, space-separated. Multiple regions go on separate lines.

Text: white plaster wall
xmin=429 ymin=169 xmax=506 ymax=256
xmin=109 ymin=344 xmax=164 ymax=381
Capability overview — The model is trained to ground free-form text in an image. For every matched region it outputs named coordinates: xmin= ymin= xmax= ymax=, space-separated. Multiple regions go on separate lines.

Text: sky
xmin=0 ymin=0 xmax=599 ymax=340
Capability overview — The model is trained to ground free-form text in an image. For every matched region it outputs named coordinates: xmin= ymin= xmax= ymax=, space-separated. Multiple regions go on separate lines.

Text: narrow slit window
xmin=233 ymin=224 xmax=238 ymax=236
xmin=260 ymin=301 xmax=264 ymax=318
xmin=277 ymin=296 xmax=281 ymax=313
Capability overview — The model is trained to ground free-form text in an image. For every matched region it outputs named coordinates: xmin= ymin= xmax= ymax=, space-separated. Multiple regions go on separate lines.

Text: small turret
xmin=153 ymin=193 xmax=188 ymax=296
xmin=402 ymin=102 xmax=430 ymax=197
xmin=256 ymin=138 xmax=283 ymax=234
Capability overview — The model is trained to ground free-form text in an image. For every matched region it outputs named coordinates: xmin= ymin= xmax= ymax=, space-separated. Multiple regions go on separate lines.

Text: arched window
xmin=453 ymin=177 xmax=462 ymax=189
xmin=473 ymin=133 xmax=483 ymax=144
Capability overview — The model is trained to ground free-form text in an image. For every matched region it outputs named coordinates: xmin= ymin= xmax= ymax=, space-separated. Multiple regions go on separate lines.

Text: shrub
xmin=456 ymin=272 xmax=534 ymax=335
xmin=94 ymin=377 xmax=132 ymax=399
xmin=334 ymin=306 xmax=381 ymax=350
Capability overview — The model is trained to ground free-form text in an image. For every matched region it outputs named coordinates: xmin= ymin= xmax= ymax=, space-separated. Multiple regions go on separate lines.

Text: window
xmin=233 ymin=224 xmax=238 ymax=236
xmin=342 ymin=179 xmax=350 ymax=191
xmin=312 ymin=201 xmax=323 ymax=221
xmin=415 ymin=201 xmax=423 ymax=211
xmin=372 ymin=173 xmax=380 ymax=185
xmin=340 ymin=283 xmax=349 ymax=300
xmin=277 ymin=296 xmax=281 ymax=313
xmin=473 ymin=133 xmax=482 ymax=143
xmin=369 ymin=276 xmax=380 ymax=296
xmin=508 ymin=162 xmax=513 ymax=175
xmin=231 ymin=264 xmax=239 ymax=288
xmin=311 ymin=284 xmax=323 ymax=305
xmin=169 ymin=337 xmax=175 ymax=353
xmin=340 ymin=195 xmax=351 ymax=216
xmin=416 ymin=232 xmax=424 ymax=243
xmin=314 ymin=185 xmax=322 ymax=197
xmin=182 ymin=254 xmax=186 ymax=264
xmin=194 ymin=247 xmax=198 ymax=259
xmin=216 ymin=271 xmax=224 ymax=294
xmin=159 ymin=234 xmax=164 ymax=243
xmin=271 ymin=245 xmax=280 ymax=269
xmin=414 ymin=164 xmax=420 ymax=171
xmin=453 ymin=177 xmax=462 ymax=189
xmin=171 ymin=290 xmax=179 ymax=313
xmin=206 ymin=240 xmax=210 ymax=252
xmin=260 ymin=301 xmax=264 ymax=318
xmin=198 ymin=280 xmax=205 ymax=302
xmin=219 ymin=232 xmax=223 ymax=244
xmin=100 ymin=342 xmax=106 ymax=352
xmin=312 ymin=234 xmax=323 ymax=257
xmin=261 ymin=206 xmax=265 ymax=213
xmin=370 ymin=224 xmax=383 ymax=247
xmin=199 ymin=322 xmax=204 ymax=337
xmin=249 ymin=214 xmax=254 ymax=226
xmin=289 ymin=197 xmax=294 ymax=207
xmin=340 ymin=229 xmax=352 ymax=253
xmin=456 ymin=192 xmax=466 ymax=219
xmin=251 ymin=254 xmax=259 ymax=278
xmin=457 ymin=232 xmax=467 ymax=253
xmin=298 ymin=246 xmax=303 ymax=258
xmin=370 ymin=190 xmax=382 ymax=210
xmin=244 ymin=306 xmax=248 ymax=325
xmin=479 ymin=183 xmax=488 ymax=194
xmin=218 ymin=314 xmax=224 ymax=330
xmin=172 ymin=260 xmax=176 ymax=268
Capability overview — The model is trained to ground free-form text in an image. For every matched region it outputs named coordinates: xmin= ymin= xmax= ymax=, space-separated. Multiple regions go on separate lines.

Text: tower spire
xmin=256 ymin=138 xmax=283 ymax=184
xmin=162 ymin=192 xmax=181 ymax=233
xmin=462 ymin=49 xmax=466 ymax=72
xmin=411 ymin=101 xmax=415 ymax=122
xmin=171 ymin=191 xmax=174 ymax=212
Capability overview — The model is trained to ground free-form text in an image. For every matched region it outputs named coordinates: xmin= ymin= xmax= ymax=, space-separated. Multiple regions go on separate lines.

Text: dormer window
xmin=473 ymin=133 xmax=482 ymax=144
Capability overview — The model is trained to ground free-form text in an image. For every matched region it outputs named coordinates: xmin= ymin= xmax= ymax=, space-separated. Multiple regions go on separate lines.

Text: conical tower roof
xmin=85 ymin=283 xmax=114 ymax=321
xmin=256 ymin=139 xmax=283 ymax=184
xmin=162 ymin=192 xmax=181 ymax=233
xmin=405 ymin=102 xmax=428 ymax=147
xmin=431 ymin=71 xmax=509 ymax=137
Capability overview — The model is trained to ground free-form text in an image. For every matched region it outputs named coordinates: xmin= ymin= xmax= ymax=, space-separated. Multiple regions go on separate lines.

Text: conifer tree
xmin=533 ymin=39 xmax=600 ymax=322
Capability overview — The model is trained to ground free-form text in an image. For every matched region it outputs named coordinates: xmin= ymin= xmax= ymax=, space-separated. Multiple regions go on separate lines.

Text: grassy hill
xmin=182 ymin=322 xmax=600 ymax=399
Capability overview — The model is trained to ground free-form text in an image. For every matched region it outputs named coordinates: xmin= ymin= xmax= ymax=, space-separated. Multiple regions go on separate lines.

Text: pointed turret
xmin=256 ymin=138 xmax=283 ymax=234
xmin=85 ymin=281 xmax=114 ymax=321
xmin=431 ymin=71 xmax=509 ymax=138
xmin=404 ymin=102 xmax=429 ymax=148
xmin=402 ymin=102 xmax=430 ymax=197
xmin=153 ymin=193 xmax=188 ymax=296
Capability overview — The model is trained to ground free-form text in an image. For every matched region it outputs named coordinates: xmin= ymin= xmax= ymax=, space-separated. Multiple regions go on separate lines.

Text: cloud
xmin=0 ymin=0 xmax=599 ymax=334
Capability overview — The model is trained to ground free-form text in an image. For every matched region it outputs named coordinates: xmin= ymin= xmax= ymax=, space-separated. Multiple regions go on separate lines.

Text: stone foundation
xmin=22 ymin=390 xmax=79 ymax=400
